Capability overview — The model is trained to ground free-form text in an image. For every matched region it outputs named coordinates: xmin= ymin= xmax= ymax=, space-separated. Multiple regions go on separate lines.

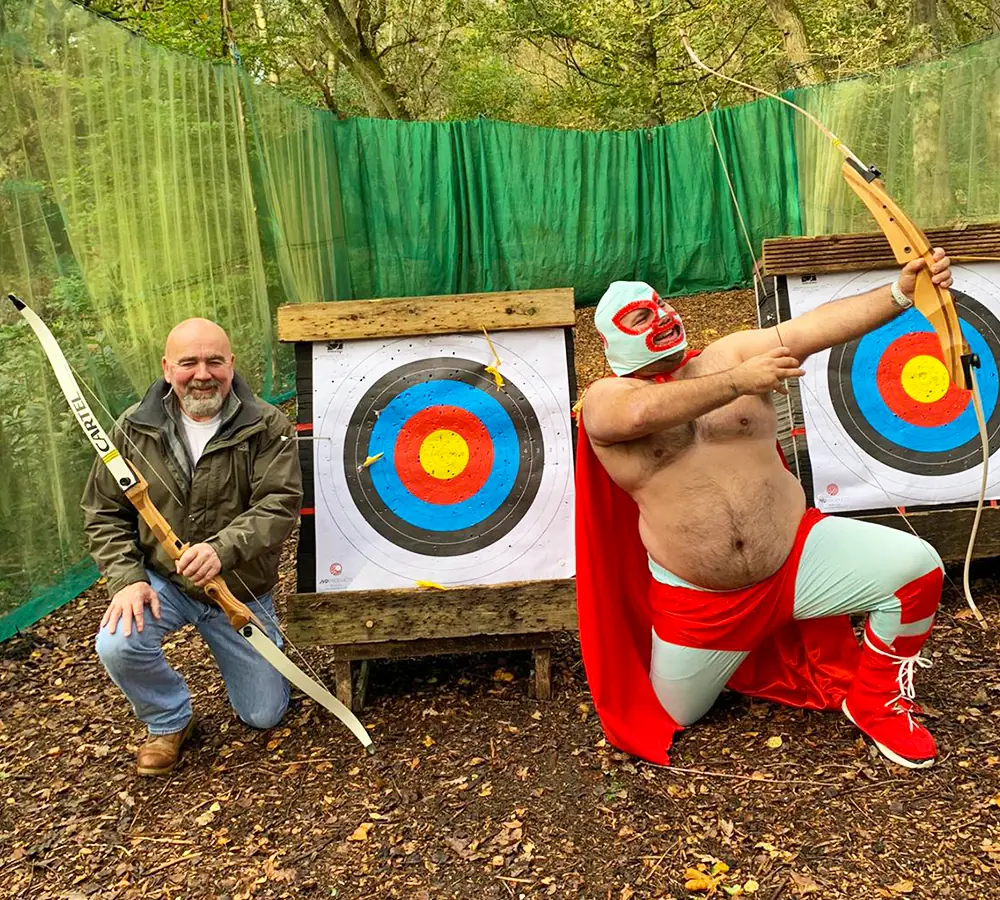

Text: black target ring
xmin=344 ymin=358 xmax=545 ymax=556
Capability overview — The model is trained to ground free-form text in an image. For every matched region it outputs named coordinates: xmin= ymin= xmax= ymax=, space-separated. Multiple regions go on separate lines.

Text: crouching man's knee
xmin=896 ymin=539 xmax=944 ymax=629
xmin=95 ymin=625 xmax=146 ymax=676
xmin=236 ymin=688 xmax=289 ymax=731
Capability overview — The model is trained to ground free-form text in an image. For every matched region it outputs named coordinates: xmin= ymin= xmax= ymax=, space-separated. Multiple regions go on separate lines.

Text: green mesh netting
xmin=0 ymin=0 xmax=277 ymax=638
xmin=793 ymin=38 xmax=1000 ymax=236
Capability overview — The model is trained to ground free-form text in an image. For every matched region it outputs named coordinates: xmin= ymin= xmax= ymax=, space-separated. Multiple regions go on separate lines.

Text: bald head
xmin=164 ymin=318 xmax=232 ymax=360
xmin=162 ymin=318 xmax=236 ymax=421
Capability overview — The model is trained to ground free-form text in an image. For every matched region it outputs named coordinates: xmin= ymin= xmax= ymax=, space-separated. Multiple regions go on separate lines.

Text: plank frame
xmin=277 ymin=289 xmax=575 ymax=342
xmin=762 ymin=224 xmax=1000 ymax=276
xmin=280 ymin=288 xmax=578 ymax=708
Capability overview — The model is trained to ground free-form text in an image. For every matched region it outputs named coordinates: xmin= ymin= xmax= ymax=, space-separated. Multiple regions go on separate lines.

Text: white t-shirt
xmin=180 ymin=412 xmax=222 ymax=464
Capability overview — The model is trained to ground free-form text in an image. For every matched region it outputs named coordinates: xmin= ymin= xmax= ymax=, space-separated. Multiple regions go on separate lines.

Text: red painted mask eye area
xmin=612 ymin=300 xmax=659 ymax=336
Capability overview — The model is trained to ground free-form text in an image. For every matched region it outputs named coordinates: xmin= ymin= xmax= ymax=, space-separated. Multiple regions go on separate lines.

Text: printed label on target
xmin=311 ymin=329 xmax=576 ymax=589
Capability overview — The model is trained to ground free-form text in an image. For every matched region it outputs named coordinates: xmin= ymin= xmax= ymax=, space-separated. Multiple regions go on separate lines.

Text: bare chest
xmin=634 ymin=351 xmax=778 ymax=469
xmin=631 ymin=393 xmax=774 ymax=463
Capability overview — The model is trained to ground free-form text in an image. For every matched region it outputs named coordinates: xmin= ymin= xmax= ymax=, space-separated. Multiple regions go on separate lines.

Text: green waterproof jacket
xmin=81 ymin=373 xmax=303 ymax=605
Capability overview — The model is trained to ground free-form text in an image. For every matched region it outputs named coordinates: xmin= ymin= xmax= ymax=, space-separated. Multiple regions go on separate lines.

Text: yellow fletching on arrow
xmin=416 ymin=580 xmax=448 ymax=590
xmin=482 ymin=327 xmax=504 ymax=389
xmin=360 ymin=452 xmax=383 ymax=469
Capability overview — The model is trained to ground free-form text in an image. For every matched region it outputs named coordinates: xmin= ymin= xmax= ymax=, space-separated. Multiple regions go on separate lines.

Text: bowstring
xmin=690 ymin=84 xmax=970 ymax=606
xmin=67 ymin=360 xmax=336 ymax=694
xmin=693 ymin=83 xmax=801 ymax=483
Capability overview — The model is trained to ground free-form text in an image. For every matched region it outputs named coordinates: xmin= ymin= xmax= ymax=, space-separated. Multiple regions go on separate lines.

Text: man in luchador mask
xmin=575 ymin=251 xmax=954 ymax=769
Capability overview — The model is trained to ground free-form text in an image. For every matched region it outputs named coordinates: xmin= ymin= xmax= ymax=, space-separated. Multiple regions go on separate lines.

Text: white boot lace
xmin=863 ymin=633 xmax=932 ymax=731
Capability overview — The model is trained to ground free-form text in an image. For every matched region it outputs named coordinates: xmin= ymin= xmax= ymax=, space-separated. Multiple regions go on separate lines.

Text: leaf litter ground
xmin=4 ymin=296 xmax=1000 ymax=899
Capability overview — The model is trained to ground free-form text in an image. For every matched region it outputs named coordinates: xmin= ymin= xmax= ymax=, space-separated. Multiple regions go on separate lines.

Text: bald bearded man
xmin=84 ymin=319 xmax=302 ymax=775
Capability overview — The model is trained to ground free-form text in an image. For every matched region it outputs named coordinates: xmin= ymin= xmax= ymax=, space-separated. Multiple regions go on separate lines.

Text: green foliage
xmin=439 ymin=33 xmax=526 ymax=122
xmin=68 ymin=0 xmax=1000 ymax=130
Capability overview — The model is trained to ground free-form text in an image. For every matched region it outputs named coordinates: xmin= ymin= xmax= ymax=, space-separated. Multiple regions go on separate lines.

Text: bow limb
xmin=8 ymin=294 xmax=377 ymax=749
xmin=964 ymin=372 xmax=989 ymax=627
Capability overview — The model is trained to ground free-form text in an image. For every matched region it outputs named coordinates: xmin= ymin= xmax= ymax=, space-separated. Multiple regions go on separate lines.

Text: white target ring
xmin=311 ymin=331 xmax=575 ymax=590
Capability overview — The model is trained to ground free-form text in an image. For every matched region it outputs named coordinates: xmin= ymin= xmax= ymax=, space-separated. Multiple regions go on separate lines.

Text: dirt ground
xmin=5 ymin=293 xmax=1000 ymax=900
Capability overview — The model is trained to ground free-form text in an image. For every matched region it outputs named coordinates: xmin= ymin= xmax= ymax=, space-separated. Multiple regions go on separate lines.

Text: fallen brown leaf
xmin=788 ymin=871 xmax=821 ymax=895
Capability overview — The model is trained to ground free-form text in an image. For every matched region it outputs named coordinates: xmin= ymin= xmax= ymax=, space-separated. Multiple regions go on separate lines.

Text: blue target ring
xmin=850 ymin=312 xmax=999 ymax=453
xmin=368 ymin=381 xmax=519 ymax=530
xmin=828 ymin=290 xmax=1000 ymax=475
xmin=344 ymin=358 xmax=545 ymax=556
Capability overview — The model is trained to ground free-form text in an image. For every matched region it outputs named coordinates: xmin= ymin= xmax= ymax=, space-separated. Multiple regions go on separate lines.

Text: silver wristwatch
xmin=890 ymin=280 xmax=914 ymax=310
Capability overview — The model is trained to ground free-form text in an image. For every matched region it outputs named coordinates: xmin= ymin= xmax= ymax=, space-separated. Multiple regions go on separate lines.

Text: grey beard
xmin=179 ymin=388 xmax=223 ymax=418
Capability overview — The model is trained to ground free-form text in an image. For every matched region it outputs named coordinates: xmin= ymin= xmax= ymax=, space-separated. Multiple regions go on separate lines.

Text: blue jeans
xmin=95 ymin=570 xmax=290 ymax=735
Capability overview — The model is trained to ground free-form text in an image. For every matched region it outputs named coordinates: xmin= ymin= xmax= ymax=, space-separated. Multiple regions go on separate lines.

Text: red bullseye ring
xmin=394 ymin=405 xmax=494 ymax=504
xmin=876 ymin=332 xmax=969 ymax=427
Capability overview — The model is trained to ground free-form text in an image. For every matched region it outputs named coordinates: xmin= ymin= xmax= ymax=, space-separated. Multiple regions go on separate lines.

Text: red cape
xmin=574 ymin=367 xmax=861 ymax=765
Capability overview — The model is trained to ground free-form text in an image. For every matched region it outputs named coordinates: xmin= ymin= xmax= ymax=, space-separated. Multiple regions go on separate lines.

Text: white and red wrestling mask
xmin=594 ymin=281 xmax=688 ymax=376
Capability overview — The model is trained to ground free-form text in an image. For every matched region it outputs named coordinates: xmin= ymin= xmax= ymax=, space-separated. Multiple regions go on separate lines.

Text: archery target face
xmin=787 ymin=265 xmax=1000 ymax=512
xmin=311 ymin=330 xmax=575 ymax=590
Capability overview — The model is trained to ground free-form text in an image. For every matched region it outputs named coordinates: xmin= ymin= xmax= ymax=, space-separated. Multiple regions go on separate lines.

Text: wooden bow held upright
xmin=9 ymin=294 xmax=376 ymax=749
xmin=679 ymin=34 xmax=991 ymax=625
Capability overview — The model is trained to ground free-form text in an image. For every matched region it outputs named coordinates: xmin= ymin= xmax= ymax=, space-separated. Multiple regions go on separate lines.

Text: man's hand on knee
xmin=176 ymin=543 xmax=222 ymax=586
xmin=103 ymin=582 xmax=161 ymax=636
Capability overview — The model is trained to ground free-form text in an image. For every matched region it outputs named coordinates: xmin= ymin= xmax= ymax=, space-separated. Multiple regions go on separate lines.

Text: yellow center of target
xmin=419 ymin=429 xmax=470 ymax=480
xmin=900 ymin=355 xmax=950 ymax=404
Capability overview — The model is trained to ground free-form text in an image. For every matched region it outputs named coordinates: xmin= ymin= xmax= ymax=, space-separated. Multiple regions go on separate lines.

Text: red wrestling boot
xmin=842 ymin=624 xmax=936 ymax=769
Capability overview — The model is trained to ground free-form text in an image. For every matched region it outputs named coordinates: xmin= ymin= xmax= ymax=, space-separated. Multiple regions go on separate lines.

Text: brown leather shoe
xmin=136 ymin=718 xmax=196 ymax=776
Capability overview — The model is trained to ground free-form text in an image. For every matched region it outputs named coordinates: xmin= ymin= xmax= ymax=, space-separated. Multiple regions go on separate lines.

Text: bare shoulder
xmin=579 ymin=376 xmax=644 ymax=447
xmin=581 ymin=375 xmax=641 ymax=408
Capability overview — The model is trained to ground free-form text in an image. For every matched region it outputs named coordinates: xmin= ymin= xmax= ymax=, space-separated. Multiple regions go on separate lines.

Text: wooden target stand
xmin=276 ymin=289 xmax=578 ymax=709
xmin=762 ymin=224 xmax=1000 ymax=561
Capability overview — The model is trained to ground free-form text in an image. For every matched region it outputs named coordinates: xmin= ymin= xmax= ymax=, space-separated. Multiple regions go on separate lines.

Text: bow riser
xmin=122 ymin=465 xmax=258 ymax=630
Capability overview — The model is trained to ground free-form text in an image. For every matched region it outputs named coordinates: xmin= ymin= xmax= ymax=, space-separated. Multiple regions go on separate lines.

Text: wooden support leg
xmin=533 ymin=648 xmax=552 ymax=700
xmin=334 ymin=660 xmax=353 ymax=710
xmin=353 ymin=660 xmax=371 ymax=712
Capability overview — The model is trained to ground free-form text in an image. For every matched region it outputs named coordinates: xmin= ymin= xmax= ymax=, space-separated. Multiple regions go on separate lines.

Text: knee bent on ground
xmin=237 ymin=699 xmax=288 ymax=731
xmin=95 ymin=624 xmax=157 ymax=669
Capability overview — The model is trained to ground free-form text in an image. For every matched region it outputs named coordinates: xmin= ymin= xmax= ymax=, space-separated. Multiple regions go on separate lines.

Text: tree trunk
xmin=763 ymin=0 xmax=826 ymax=86
xmin=252 ymin=0 xmax=280 ymax=84
xmin=219 ymin=0 xmax=233 ymax=60
xmin=641 ymin=21 xmax=663 ymax=125
xmin=910 ymin=0 xmax=938 ymax=61
xmin=320 ymin=0 xmax=410 ymax=119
